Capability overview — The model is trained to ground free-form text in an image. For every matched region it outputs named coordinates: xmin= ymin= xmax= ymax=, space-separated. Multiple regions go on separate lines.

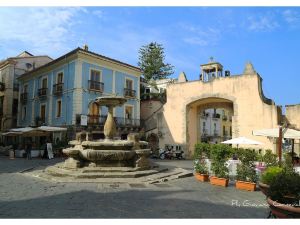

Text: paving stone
xmin=0 ymin=157 xmax=269 ymax=218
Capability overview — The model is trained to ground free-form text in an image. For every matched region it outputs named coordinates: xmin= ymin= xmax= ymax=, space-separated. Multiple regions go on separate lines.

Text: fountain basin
xmin=81 ymin=140 xmax=134 ymax=150
xmin=80 ymin=149 xmax=136 ymax=161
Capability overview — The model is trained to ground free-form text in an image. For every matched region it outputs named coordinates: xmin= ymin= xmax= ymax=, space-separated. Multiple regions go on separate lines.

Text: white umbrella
xmin=252 ymin=128 xmax=300 ymax=139
xmin=221 ymin=136 xmax=263 ymax=149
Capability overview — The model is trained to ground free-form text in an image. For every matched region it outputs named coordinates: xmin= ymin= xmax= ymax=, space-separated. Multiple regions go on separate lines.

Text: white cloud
xmin=178 ymin=23 xmax=221 ymax=46
xmin=92 ymin=9 xmax=104 ymax=19
xmin=0 ymin=7 xmax=86 ymax=57
xmin=247 ymin=15 xmax=279 ymax=32
xmin=282 ymin=9 xmax=300 ymax=25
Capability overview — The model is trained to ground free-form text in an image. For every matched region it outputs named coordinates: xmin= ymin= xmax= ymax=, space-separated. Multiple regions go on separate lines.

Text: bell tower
xmin=200 ymin=57 xmax=223 ymax=82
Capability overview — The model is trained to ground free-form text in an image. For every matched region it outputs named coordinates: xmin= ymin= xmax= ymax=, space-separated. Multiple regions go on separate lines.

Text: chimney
xmin=83 ymin=44 xmax=89 ymax=51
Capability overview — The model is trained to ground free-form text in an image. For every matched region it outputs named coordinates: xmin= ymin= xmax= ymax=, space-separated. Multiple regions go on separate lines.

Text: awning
xmin=2 ymin=126 xmax=67 ymax=137
xmin=252 ymin=128 xmax=300 ymax=139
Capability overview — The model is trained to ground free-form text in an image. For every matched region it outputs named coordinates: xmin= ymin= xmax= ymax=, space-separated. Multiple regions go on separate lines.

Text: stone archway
xmin=185 ymin=96 xmax=235 ymax=156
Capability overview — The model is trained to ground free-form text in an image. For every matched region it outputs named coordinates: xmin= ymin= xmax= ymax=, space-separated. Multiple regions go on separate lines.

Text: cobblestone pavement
xmin=0 ymin=156 xmax=269 ymax=218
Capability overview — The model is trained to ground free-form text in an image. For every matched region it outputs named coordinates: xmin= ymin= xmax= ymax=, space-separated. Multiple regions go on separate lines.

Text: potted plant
xmin=210 ymin=144 xmax=230 ymax=187
xmin=194 ymin=159 xmax=209 ymax=182
xmin=267 ymin=169 xmax=300 ymax=218
xmin=235 ymin=149 xmax=258 ymax=191
xmin=259 ymin=166 xmax=283 ymax=195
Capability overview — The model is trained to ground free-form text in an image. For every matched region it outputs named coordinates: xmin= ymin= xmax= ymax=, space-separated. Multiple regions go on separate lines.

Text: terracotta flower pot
xmin=258 ymin=182 xmax=269 ymax=196
xmin=194 ymin=173 xmax=209 ymax=182
xmin=236 ymin=180 xmax=256 ymax=191
xmin=267 ymin=197 xmax=300 ymax=218
xmin=209 ymin=176 xmax=229 ymax=187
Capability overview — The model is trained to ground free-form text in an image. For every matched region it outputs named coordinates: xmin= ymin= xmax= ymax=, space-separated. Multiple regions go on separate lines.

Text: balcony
xmin=20 ymin=92 xmax=28 ymax=103
xmin=124 ymin=88 xmax=136 ymax=98
xmin=202 ymin=129 xmax=208 ymax=136
xmin=88 ymin=80 xmax=104 ymax=92
xmin=213 ymin=113 xmax=220 ymax=119
xmin=201 ymin=113 xmax=209 ymax=118
xmin=37 ymin=88 xmax=48 ymax=98
xmin=213 ymin=130 xmax=219 ymax=136
xmin=87 ymin=115 xmax=107 ymax=125
xmin=115 ymin=117 xmax=140 ymax=127
xmin=53 ymin=83 xmax=63 ymax=96
xmin=76 ymin=114 xmax=140 ymax=128
xmin=0 ymin=82 xmax=5 ymax=92
xmin=222 ymin=115 xmax=227 ymax=121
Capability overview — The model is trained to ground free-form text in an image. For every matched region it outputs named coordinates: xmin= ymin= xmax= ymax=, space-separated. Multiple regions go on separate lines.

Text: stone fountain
xmin=44 ymin=96 xmax=173 ymax=180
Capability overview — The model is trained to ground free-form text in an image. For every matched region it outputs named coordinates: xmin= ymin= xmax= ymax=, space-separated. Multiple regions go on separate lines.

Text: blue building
xmin=17 ymin=46 xmax=142 ymax=140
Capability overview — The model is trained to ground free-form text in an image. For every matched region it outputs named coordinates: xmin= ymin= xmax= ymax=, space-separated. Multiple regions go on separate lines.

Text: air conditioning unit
xmin=225 ymin=70 xmax=230 ymax=77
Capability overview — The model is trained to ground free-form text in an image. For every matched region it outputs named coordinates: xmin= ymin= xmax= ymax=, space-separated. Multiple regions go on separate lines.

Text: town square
xmin=0 ymin=2 xmax=300 ymax=221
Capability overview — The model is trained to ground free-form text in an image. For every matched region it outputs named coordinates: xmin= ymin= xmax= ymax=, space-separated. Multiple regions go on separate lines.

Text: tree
xmin=138 ymin=42 xmax=174 ymax=81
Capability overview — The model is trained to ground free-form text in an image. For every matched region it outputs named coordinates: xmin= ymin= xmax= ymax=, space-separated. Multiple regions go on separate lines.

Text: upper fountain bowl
xmin=94 ymin=96 xmax=127 ymax=107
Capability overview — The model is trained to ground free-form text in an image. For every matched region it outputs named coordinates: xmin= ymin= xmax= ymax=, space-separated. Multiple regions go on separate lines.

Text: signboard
xmin=80 ymin=115 xmax=88 ymax=126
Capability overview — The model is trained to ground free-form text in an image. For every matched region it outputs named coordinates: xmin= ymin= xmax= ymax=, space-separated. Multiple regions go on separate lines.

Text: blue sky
xmin=0 ymin=7 xmax=299 ymax=108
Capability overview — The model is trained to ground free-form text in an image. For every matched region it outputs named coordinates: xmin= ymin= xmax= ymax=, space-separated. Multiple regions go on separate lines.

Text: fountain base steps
xmin=24 ymin=165 xmax=193 ymax=184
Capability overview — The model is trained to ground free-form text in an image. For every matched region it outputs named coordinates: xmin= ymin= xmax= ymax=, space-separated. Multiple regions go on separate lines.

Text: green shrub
xmin=268 ymin=169 xmax=300 ymax=205
xmin=210 ymin=144 xmax=231 ymax=179
xmin=283 ymin=152 xmax=294 ymax=173
xmin=194 ymin=143 xmax=211 ymax=159
xmin=263 ymin=150 xmax=278 ymax=167
xmin=194 ymin=159 xmax=208 ymax=174
xmin=236 ymin=149 xmax=258 ymax=183
xmin=260 ymin=166 xmax=283 ymax=185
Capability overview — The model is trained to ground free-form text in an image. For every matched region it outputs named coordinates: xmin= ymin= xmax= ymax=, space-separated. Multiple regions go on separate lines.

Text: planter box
xmin=267 ymin=197 xmax=300 ymax=218
xmin=258 ymin=182 xmax=269 ymax=196
xmin=236 ymin=180 xmax=256 ymax=191
xmin=209 ymin=176 xmax=229 ymax=187
xmin=194 ymin=173 xmax=209 ymax=182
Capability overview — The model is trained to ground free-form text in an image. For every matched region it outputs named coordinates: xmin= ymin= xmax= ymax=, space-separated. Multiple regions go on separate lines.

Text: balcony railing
xmin=0 ymin=82 xmax=5 ymax=92
xmin=88 ymin=80 xmax=104 ymax=92
xmin=53 ymin=83 xmax=63 ymax=95
xmin=38 ymin=88 xmax=48 ymax=98
xmin=77 ymin=114 xmax=140 ymax=128
xmin=115 ymin=117 xmax=140 ymax=127
xmin=213 ymin=130 xmax=219 ymax=136
xmin=213 ymin=113 xmax=221 ymax=119
xmin=87 ymin=115 xmax=107 ymax=125
xmin=202 ymin=129 xmax=208 ymax=136
xmin=124 ymin=88 xmax=136 ymax=98
xmin=20 ymin=92 xmax=28 ymax=103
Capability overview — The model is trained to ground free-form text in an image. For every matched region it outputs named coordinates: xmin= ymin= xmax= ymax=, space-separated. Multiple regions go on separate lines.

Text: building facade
xmin=141 ymin=59 xmax=289 ymax=158
xmin=17 ymin=46 xmax=142 ymax=140
xmin=0 ymin=51 xmax=52 ymax=132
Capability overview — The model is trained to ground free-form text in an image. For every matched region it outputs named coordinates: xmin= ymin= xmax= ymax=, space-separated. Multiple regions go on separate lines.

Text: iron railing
xmin=53 ymin=83 xmax=63 ymax=95
xmin=38 ymin=88 xmax=48 ymax=98
xmin=20 ymin=92 xmax=28 ymax=103
xmin=124 ymin=88 xmax=136 ymax=98
xmin=88 ymin=80 xmax=104 ymax=92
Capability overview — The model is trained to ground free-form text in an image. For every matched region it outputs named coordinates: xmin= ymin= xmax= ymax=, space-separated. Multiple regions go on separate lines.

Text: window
xmin=22 ymin=106 xmax=27 ymax=120
xmin=230 ymin=126 xmax=232 ymax=136
xmin=23 ymin=84 xmax=28 ymax=93
xmin=57 ymin=72 xmax=63 ymax=84
xmin=91 ymin=69 xmax=101 ymax=82
xmin=126 ymin=79 xmax=133 ymax=90
xmin=223 ymin=126 xmax=226 ymax=135
xmin=56 ymin=100 xmax=62 ymax=118
xmin=40 ymin=104 xmax=46 ymax=123
xmin=125 ymin=105 xmax=133 ymax=125
xmin=41 ymin=77 xmax=47 ymax=88
xmin=125 ymin=106 xmax=133 ymax=119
